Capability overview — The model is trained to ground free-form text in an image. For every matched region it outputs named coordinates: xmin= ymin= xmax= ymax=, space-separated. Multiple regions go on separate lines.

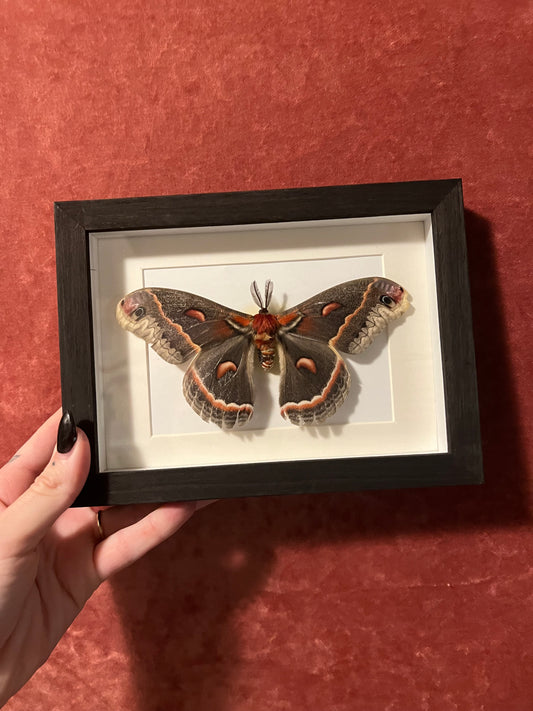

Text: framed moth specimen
xmin=55 ymin=180 xmax=483 ymax=505
xmin=116 ymin=276 xmax=409 ymax=429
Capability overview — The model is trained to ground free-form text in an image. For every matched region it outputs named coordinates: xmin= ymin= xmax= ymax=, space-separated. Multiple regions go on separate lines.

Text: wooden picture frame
xmin=55 ymin=180 xmax=482 ymax=505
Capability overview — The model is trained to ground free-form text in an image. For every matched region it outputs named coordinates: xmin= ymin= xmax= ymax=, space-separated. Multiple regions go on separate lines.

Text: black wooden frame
xmin=55 ymin=180 xmax=483 ymax=505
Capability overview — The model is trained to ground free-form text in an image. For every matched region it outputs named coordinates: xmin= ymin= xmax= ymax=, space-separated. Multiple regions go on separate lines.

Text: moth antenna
xmin=264 ymin=279 xmax=273 ymax=309
xmin=251 ymin=280 xmax=264 ymax=309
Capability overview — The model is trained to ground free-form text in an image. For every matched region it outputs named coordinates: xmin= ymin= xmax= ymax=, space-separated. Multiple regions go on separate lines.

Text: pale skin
xmin=0 ymin=410 xmax=209 ymax=706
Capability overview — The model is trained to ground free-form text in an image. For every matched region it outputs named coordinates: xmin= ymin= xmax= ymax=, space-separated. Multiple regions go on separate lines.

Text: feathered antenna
xmin=264 ymin=279 xmax=273 ymax=309
xmin=250 ymin=280 xmax=263 ymax=309
xmin=250 ymin=280 xmax=274 ymax=311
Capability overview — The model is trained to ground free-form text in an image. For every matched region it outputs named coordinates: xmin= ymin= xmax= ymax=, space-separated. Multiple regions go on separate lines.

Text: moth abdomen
xmin=253 ymin=333 xmax=277 ymax=370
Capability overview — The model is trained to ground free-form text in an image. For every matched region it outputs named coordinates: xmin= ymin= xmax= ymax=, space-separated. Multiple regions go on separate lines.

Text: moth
xmin=116 ymin=277 xmax=409 ymax=429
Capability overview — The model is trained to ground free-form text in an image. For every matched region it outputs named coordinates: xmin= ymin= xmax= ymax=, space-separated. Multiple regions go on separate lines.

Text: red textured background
xmin=1 ymin=1 xmax=532 ymax=709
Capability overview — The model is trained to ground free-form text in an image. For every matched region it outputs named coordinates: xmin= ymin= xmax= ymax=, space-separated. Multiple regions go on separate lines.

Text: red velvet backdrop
xmin=1 ymin=1 xmax=531 ymax=709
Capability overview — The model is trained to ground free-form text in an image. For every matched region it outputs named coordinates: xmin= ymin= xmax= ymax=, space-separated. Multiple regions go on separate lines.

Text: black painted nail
xmin=57 ymin=410 xmax=77 ymax=453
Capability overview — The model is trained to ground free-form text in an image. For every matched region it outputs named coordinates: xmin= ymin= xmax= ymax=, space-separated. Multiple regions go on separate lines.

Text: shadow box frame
xmin=55 ymin=179 xmax=483 ymax=506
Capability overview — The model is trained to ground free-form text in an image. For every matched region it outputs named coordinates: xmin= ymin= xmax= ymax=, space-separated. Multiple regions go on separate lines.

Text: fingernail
xmin=57 ymin=410 xmax=77 ymax=453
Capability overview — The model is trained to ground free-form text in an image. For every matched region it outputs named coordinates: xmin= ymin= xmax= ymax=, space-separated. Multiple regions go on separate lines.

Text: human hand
xmin=0 ymin=410 xmax=206 ymax=706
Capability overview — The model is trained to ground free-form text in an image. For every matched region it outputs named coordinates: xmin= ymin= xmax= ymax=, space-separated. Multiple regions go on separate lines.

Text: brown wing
xmin=276 ymin=277 xmax=409 ymax=424
xmin=116 ymin=287 xmax=256 ymax=429
xmin=278 ymin=277 xmax=409 ymax=355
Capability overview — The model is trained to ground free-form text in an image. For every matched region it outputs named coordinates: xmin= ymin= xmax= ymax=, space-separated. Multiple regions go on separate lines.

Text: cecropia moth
xmin=116 ymin=277 xmax=409 ymax=429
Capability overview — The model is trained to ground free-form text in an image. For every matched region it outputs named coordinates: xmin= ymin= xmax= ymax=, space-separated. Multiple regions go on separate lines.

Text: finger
xmin=93 ymin=502 xmax=198 ymax=581
xmin=92 ymin=500 xmax=217 ymax=540
xmin=0 ymin=428 xmax=91 ymax=557
xmin=0 ymin=408 xmax=62 ymax=504
xmin=196 ymin=499 xmax=217 ymax=510
xmin=93 ymin=503 xmax=173 ymax=538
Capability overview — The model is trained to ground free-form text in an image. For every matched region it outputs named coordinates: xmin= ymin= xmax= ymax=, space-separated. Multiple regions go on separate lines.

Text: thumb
xmin=0 ymin=412 xmax=91 ymax=557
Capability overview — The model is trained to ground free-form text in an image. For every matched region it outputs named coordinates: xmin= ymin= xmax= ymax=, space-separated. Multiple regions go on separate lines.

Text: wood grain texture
xmin=55 ymin=180 xmax=460 ymax=231
xmin=55 ymin=180 xmax=483 ymax=506
xmin=431 ymin=182 xmax=483 ymax=480
xmin=55 ymin=204 xmax=98 ymax=458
